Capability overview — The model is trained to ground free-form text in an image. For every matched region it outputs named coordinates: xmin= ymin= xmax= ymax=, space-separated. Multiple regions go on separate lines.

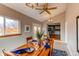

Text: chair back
xmin=26 ymin=36 xmax=32 ymax=43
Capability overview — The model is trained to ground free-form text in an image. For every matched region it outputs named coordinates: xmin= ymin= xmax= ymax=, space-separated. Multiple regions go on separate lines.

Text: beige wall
xmin=42 ymin=12 xmax=65 ymax=41
xmin=65 ymin=4 xmax=79 ymax=56
xmin=0 ymin=4 xmax=42 ymax=55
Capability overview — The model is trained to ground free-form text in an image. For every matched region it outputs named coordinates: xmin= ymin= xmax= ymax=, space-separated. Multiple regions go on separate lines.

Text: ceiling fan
xmin=26 ymin=3 xmax=57 ymax=15
xmin=35 ymin=3 xmax=57 ymax=15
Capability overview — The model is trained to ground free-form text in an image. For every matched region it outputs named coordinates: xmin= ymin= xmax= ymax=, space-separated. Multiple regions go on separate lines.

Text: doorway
xmin=47 ymin=23 xmax=60 ymax=40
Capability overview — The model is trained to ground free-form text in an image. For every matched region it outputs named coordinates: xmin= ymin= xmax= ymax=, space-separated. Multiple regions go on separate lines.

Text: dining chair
xmin=26 ymin=36 xmax=33 ymax=43
xmin=2 ymin=49 xmax=15 ymax=56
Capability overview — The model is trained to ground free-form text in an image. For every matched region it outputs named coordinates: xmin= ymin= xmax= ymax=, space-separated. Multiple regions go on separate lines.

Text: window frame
xmin=0 ymin=16 xmax=21 ymax=37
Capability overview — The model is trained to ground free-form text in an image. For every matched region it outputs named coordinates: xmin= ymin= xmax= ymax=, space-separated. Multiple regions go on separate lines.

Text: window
xmin=33 ymin=26 xmax=37 ymax=34
xmin=0 ymin=16 xmax=21 ymax=37
xmin=38 ymin=26 xmax=41 ymax=32
xmin=0 ymin=17 xmax=4 ymax=36
xmin=33 ymin=23 xmax=41 ymax=39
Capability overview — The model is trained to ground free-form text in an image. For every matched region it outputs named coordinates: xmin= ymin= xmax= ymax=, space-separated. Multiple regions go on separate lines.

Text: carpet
xmin=52 ymin=49 xmax=68 ymax=56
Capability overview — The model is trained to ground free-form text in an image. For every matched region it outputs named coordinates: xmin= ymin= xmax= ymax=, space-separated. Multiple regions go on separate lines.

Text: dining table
xmin=14 ymin=38 xmax=54 ymax=56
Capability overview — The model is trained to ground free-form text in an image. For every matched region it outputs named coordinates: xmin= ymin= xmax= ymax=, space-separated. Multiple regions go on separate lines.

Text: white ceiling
xmin=2 ymin=3 xmax=67 ymax=22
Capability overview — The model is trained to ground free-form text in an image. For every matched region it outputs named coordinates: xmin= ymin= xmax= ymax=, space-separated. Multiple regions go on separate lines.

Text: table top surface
xmin=15 ymin=38 xmax=54 ymax=56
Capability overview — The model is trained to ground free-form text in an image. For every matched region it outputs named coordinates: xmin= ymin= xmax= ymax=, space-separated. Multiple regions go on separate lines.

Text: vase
xmin=38 ymin=39 xmax=41 ymax=47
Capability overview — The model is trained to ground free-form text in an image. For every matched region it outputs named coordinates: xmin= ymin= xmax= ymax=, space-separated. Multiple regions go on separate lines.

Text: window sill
xmin=0 ymin=34 xmax=21 ymax=38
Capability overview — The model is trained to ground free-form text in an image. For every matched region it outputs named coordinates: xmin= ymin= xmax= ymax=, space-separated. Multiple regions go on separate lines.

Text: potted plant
xmin=36 ymin=31 xmax=44 ymax=46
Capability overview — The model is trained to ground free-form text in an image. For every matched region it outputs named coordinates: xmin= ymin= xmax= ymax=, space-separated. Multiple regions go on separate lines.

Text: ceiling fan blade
xmin=40 ymin=10 xmax=44 ymax=14
xmin=48 ymin=7 xmax=57 ymax=10
xmin=46 ymin=10 xmax=51 ymax=14
xmin=26 ymin=3 xmax=31 ymax=8
xmin=26 ymin=3 xmax=35 ymax=9
xmin=36 ymin=8 xmax=43 ymax=10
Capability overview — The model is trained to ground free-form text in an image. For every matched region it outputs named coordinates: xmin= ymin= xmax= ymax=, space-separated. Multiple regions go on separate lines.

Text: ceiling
xmin=2 ymin=3 xmax=67 ymax=22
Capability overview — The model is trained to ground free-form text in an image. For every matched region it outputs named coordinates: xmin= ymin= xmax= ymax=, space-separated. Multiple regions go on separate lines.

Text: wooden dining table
xmin=15 ymin=38 xmax=54 ymax=56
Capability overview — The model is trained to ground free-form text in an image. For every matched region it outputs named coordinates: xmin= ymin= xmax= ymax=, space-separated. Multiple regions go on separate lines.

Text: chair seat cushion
xmin=32 ymin=40 xmax=38 ymax=42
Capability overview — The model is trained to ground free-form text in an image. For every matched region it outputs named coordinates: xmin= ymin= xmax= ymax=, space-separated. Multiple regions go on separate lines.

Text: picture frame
xmin=25 ymin=25 xmax=30 ymax=32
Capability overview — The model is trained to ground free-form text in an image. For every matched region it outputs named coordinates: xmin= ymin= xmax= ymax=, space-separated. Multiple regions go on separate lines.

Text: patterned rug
xmin=52 ymin=49 xmax=68 ymax=56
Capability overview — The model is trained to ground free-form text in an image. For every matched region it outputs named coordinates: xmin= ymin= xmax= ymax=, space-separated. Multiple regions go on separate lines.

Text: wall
xmin=65 ymin=4 xmax=79 ymax=56
xmin=42 ymin=12 xmax=65 ymax=41
xmin=0 ymin=4 xmax=42 ymax=55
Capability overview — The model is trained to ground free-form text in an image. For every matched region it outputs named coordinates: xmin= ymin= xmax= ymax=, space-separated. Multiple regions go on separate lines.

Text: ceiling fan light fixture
xmin=48 ymin=18 xmax=53 ymax=22
xmin=26 ymin=3 xmax=38 ymax=9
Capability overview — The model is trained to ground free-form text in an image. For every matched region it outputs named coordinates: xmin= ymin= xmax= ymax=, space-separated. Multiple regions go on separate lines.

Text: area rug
xmin=52 ymin=49 xmax=68 ymax=56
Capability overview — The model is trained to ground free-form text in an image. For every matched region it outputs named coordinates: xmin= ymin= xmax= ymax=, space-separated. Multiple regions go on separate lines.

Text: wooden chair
xmin=49 ymin=38 xmax=54 ymax=56
xmin=52 ymin=33 xmax=57 ymax=39
xmin=2 ymin=49 xmax=15 ymax=56
xmin=39 ymin=38 xmax=54 ymax=56
xmin=26 ymin=36 xmax=32 ymax=43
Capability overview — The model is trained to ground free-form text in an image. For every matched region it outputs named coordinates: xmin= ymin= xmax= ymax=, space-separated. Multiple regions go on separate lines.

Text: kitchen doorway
xmin=47 ymin=23 xmax=60 ymax=40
